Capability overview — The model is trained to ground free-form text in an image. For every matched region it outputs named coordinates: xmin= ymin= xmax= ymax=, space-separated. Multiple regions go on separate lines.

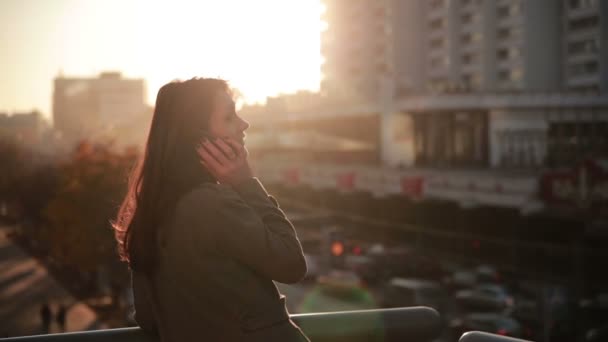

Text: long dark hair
xmin=113 ymin=77 xmax=230 ymax=274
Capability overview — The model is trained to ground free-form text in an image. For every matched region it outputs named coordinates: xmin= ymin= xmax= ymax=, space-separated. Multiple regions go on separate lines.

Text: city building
xmin=384 ymin=0 xmax=608 ymax=170
xmin=0 ymin=111 xmax=47 ymax=146
xmin=321 ymin=0 xmax=393 ymax=103
xmin=244 ymin=0 xmax=608 ymax=213
xmin=563 ymin=0 xmax=608 ymax=93
xmin=53 ymin=72 xmax=147 ymax=146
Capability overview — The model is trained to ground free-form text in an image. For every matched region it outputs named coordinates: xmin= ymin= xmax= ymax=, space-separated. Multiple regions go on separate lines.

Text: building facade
xmin=243 ymin=0 xmax=608 ymax=213
xmin=0 ymin=111 xmax=46 ymax=145
xmin=563 ymin=0 xmax=608 ymax=93
xmin=383 ymin=0 xmax=608 ymax=170
xmin=321 ymin=0 xmax=394 ymax=103
xmin=53 ymin=72 xmax=147 ymax=145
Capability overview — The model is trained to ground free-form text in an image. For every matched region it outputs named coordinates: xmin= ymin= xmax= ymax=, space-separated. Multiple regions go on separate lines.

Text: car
xmin=455 ymin=284 xmax=514 ymax=312
xmin=585 ymin=325 xmax=608 ymax=342
xmin=511 ymin=298 xmax=541 ymax=340
xmin=475 ymin=264 xmax=501 ymax=284
xmin=317 ymin=270 xmax=365 ymax=296
xmin=380 ymin=277 xmax=449 ymax=314
xmin=453 ymin=313 xmax=523 ymax=338
xmin=446 ymin=269 xmax=478 ymax=290
xmin=366 ymin=246 xmax=446 ymax=282
xmin=345 ymin=254 xmax=382 ymax=284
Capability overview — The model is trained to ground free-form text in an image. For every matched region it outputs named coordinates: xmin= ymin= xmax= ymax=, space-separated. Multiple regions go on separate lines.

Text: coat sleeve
xmin=131 ymin=272 xmax=159 ymax=335
xmin=181 ymin=178 xmax=307 ymax=284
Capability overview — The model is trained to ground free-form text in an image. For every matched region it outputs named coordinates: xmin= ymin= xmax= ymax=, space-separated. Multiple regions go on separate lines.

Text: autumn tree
xmin=43 ymin=142 xmax=138 ymax=273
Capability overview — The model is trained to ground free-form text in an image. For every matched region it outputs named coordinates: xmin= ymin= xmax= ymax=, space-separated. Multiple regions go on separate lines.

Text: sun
xmin=132 ymin=0 xmax=324 ymax=105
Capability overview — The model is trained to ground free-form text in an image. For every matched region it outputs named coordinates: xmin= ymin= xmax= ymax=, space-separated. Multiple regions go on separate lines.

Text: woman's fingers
xmin=202 ymin=140 xmax=229 ymax=166
xmin=197 ymin=143 xmax=222 ymax=171
xmin=223 ymin=138 xmax=247 ymax=158
xmin=215 ymin=138 xmax=238 ymax=160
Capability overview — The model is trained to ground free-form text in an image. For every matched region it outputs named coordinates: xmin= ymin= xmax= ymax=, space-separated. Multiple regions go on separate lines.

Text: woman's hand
xmin=196 ymin=137 xmax=253 ymax=186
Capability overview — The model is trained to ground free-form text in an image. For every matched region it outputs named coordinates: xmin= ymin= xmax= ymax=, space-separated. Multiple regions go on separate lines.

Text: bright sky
xmin=0 ymin=0 xmax=324 ymax=120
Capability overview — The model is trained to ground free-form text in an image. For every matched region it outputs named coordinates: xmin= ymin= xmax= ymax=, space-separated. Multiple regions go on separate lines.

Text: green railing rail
xmin=2 ymin=307 xmax=441 ymax=342
xmin=459 ymin=331 xmax=532 ymax=342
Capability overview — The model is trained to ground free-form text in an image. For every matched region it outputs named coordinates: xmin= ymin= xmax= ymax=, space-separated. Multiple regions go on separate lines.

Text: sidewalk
xmin=0 ymin=225 xmax=106 ymax=338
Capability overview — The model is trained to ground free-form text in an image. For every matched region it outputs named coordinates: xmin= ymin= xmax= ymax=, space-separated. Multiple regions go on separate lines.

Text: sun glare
xmin=133 ymin=0 xmax=324 ymax=105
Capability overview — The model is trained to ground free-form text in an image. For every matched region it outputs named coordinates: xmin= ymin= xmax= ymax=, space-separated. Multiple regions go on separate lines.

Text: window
xmin=497 ymin=47 xmax=520 ymax=60
xmin=497 ymin=3 xmax=519 ymax=18
xmin=461 ymin=32 xmax=481 ymax=44
xmin=511 ymin=69 xmax=523 ymax=82
xmin=497 ymin=6 xmax=509 ymax=18
xmin=462 ymin=13 xmax=473 ymax=24
xmin=429 ymin=18 xmax=444 ymax=30
xmin=569 ymin=61 xmax=599 ymax=77
xmin=497 ymin=48 xmax=508 ymax=60
xmin=569 ymin=16 xmax=599 ymax=31
xmin=430 ymin=38 xmax=444 ymax=48
xmin=462 ymin=74 xmax=481 ymax=89
xmin=430 ymin=0 xmax=445 ymax=9
xmin=569 ymin=0 xmax=598 ymax=9
xmin=568 ymin=38 xmax=600 ymax=55
xmin=547 ymin=120 xmax=608 ymax=168
xmin=497 ymin=28 xmax=511 ymax=39
xmin=498 ymin=68 xmax=523 ymax=82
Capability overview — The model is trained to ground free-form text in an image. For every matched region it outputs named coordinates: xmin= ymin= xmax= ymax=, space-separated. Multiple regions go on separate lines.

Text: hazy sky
xmin=0 ymin=0 xmax=324 ymax=120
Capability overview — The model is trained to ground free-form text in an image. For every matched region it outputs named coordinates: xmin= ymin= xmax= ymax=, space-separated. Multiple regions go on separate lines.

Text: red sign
xmin=540 ymin=159 xmax=608 ymax=209
xmin=336 ymin=172 xmax=356 ymax=190
xmin=283 ymin=168 xmax=300 ymax=185
xmin=401 ymin=176 xmax=424 ymax=198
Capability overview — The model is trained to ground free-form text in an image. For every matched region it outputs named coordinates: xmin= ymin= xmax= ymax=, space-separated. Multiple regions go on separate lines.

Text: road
xmin=0 ymin=225 xmax=105 ymax=338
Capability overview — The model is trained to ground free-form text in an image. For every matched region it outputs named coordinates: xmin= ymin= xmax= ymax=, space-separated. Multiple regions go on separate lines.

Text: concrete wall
xmin=391 ymin=0 xmax=426 ymax=94
xmin=522 ymin=0 xmax=562 ymax=91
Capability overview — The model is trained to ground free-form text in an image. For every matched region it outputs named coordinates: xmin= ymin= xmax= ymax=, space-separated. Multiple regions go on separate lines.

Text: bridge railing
xmin=459 ymin=331 xmax=532 ymax=342
xmin=0 ymin=307 xmax=534 ymax=342
xmin=2 ymin=307 xmax=441 ymax=342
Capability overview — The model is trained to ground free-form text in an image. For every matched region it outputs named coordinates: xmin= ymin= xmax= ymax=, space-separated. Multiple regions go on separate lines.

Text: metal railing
xmin=1 ymin=307 xmax=443 ymax=342
xmin=460 ymin=331 xmax=532 ymax=342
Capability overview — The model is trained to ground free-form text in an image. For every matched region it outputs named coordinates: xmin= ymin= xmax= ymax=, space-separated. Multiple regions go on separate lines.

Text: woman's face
xmin=207 ymin=91 xmax=249 ymax=145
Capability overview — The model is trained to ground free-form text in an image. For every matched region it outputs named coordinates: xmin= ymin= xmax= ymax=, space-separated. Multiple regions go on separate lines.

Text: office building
xmin=53 ymin=72 xmax=146 ymax=144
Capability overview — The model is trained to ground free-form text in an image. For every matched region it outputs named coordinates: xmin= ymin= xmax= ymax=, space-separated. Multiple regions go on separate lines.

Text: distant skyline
xmin=0 ymin=0 xmax=324 ymax=120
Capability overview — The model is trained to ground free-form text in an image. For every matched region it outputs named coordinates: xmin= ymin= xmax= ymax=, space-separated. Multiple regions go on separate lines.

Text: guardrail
xmin=460 ymin=331 xmax=532 ymax=342
xmin=1 ymin=307 xmax=442 ymax=342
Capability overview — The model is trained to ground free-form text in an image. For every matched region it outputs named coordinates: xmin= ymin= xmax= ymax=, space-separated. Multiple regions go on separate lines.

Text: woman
xmin=113 ymin=78 xmax=309 ymax=341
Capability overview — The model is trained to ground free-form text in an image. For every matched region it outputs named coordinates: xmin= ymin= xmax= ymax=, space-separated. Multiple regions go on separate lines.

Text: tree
xmin=0 ymin=139 xmax=27 ymax=204
xmin=43 ymin=142 xmax=138 ymax=272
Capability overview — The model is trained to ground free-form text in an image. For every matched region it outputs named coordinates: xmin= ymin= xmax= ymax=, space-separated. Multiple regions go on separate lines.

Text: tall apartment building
xmin=392 ymin=0 xmax=564 ymax=94
xmin=323 ymin=0 xmax=608 ymax=95
xmin=53 ymin=72 xmax=146 ymax=145
xmin=563 ymin=0 xmax=608 ymax=92
xmin=321 ymin=0 xmax=608 ymax=170
xmin=321 ymin=0 xmax=393 ymax=103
